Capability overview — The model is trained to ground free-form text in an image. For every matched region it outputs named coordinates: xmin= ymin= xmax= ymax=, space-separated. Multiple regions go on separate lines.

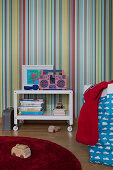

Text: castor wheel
xmin=67 ymin=126 xmax=72 ymax=132
xmin=13 ymin=126 xmax=18 ymax=131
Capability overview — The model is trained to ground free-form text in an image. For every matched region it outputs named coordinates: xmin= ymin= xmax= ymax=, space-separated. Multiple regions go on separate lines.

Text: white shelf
xmin=14 ymin=90 xmax=73 ymax=95
xmin=17 ymin=111 xmax=70 ymax=120
xmin=14 ymin=90 xmax=73 ymax=131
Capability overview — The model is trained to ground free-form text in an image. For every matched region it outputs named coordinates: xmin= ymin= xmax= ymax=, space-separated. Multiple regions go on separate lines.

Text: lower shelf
xmin=17 ymin=111 xmax=71 ymax=120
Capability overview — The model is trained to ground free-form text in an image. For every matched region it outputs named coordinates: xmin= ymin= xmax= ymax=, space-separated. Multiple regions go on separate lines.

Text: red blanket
xmin=76 ymin=81 xmax=113 ymax=145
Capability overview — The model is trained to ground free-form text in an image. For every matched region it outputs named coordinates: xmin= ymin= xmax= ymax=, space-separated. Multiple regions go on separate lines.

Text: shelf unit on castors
xmin=13 ymin=90 xmax=73 ymax=132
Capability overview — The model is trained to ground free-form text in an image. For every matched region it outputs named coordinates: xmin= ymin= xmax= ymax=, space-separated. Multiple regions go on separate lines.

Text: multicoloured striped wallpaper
xmin=75 ymin=0 xmax=113 ymax=116
xmin=0 ymin=0 xmax=113 ymax=117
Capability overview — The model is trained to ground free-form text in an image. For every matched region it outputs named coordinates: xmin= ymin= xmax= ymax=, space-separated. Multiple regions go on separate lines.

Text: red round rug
xmin=0 ymin=136 xmax=81 ymax=170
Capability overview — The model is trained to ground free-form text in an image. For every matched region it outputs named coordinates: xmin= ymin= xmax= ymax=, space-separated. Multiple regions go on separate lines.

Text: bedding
xmin=76 ymin=81 xmax=111 ymax=145
xmin=89 ymin=91 xmax=113 ymax=166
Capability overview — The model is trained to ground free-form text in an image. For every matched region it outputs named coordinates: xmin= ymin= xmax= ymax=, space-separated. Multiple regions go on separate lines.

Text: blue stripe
xmin=51 ymin=0 xmax=55 ymax=65
xmin=91 ymin=1 xmax=93 ymax=83
xmin=30 ymin=0 xmax=33 ymax=64
xmin=51 ymin=0 xmax=52 ymax=64
xmin=26 ymin=0 xmax=28 ymax=65
xmin=42 ymin=0 xmax=45 ymax=64
xmin=22 ymin=0 xmax=23 ymax=64
xmin=2 ymin=0 xmax=5 ymax=109
xmin=98 ymin=0 xmax=99 ymax=82
xmin=68 ymin=0 xmax=70 ymax=88
xmin=87 ymin=0 xmax=89 ymax=83
xmin=55 ymin=0 xmax=57 ymax=67
xmin=101 ymin=0 xmax=102 ymax=81
xmin=50 ymin=18 xmax=52 ymax=107
xmin=34 ymin=0 xmax=36 ymax=64
xmin=110 ymin=0 xmax=112 ymax=80
xmin=41 ymin=0 xmax=44 ymax=64
xmin=37 ymin=0 xmax=39 ymax=64
xmin=93 ymin=0 xmax=95 ymax=83
xmin=80 ymin=0 xmax=84 ymax=109
xmin=105 ymin=0 xmax=107 ymax=81
xmin=60 ymin=0 xmax=62 ymax=69
xmin=51 ymin=0 xmax=54 ymax=109
xmin=55 ymin=0 xmax=57 ymax=103
xmin=75 ymin=0 xmax=78 ymax=117
xmin=101 ymin=0 xmax=104 ymax=81
xmin=110 ymin=0 xmax=111 ymax=79
xmin=48 ymin=1 xmax=50 ymax=64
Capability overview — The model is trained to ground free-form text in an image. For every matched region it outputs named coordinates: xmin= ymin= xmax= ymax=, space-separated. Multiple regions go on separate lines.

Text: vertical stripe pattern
xmin=0 ymin=0 xmax=113 ymax=117
xmin=75 ymin=0 xmax=113 ymax=117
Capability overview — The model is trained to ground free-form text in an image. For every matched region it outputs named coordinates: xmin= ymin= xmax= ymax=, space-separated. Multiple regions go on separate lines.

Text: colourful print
xmin=27 ymin=70 xmax=41 ymax=84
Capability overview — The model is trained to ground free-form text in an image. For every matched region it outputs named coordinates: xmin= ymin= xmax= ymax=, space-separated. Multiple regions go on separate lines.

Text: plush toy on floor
xmin=48 ymin=125 xmax=61 ymax=133
xmin=11 ymin=144 xmax=31 ymax=158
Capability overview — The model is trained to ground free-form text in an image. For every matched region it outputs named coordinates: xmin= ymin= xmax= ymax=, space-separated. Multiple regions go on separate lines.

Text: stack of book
xmin=18 ymin=99 xmax=44 ymax=115
xmin=53 ymin=109 xmax=66 ymax=116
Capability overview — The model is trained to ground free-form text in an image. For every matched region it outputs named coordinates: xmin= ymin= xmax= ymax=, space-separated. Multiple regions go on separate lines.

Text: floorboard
xmin=0 ymin=120 xmax=112 ymax=170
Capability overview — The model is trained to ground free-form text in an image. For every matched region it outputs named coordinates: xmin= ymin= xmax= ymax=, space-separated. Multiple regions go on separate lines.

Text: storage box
xmin=2 ymin=107 xmax=14 ymax=131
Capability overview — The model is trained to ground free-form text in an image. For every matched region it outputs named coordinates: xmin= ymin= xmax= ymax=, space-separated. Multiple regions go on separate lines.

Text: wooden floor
xmin=0 ymin=120 xmax=113 ymax=170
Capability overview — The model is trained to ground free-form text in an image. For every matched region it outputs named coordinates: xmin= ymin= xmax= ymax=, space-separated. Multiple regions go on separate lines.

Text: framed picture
xmin=22 ymin=65 xmax=53 ymax=89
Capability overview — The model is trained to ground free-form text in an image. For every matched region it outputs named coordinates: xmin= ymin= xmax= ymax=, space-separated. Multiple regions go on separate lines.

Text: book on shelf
xmin=18 ymin=99 xmax=45 ymax=115
xmin=20 ymin=99 xmax=44 ymax=102
xmin=53 ymin=114 xmax=66 ymax=116
xmin=19 ymin=99 xmax=44 ymax=106
xmin=20 ymin=101 xmax=44 ymax=106
xmin=53 ymin=109 xmax=66 ymax=113
xmin=18 ymin=111 xmax=43 ymax=115
xmin=20 ymin=103 xmax=44 ymax=106
xmin=53 ymin=109 xmax=66 ymax=116
xmin=18 ymin=106 xmax=43 ymax=111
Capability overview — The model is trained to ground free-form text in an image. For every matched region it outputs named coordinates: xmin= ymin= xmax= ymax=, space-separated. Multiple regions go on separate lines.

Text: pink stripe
xmin=36 ymin=0 xmax=37 ymax=64
xmin=54 ymin=0 xmax=55 ymax=70
xmin=54 ymin=0 xmax=56 ymax=106
xmin=17 ymin=4 xmax=18 ymax=67
xmin=21 ymin=0 xmax=22 ymax=88
xmin=4 ymin=2 xmax=6 ymax=108
xmin=104 ymin=0 xmax=105 ymax=79
xmin=23 ymin=0 xmax=25 ymax=65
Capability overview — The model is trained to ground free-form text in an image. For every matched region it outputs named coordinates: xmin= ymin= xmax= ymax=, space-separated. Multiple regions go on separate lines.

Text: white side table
xmin=13 ymin=90 xmax=73 ymax=132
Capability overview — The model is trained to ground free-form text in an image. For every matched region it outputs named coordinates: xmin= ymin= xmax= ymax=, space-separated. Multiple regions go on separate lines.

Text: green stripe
xmin=11 ymin=0 xmax=12 ymax=106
